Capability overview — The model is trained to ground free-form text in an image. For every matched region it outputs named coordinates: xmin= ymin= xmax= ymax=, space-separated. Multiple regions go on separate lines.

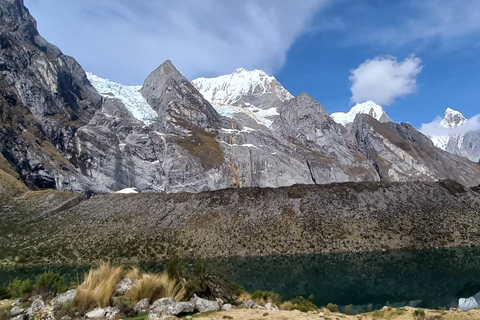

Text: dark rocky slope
xmin=1 ymin=167 xmax=480 ymax=265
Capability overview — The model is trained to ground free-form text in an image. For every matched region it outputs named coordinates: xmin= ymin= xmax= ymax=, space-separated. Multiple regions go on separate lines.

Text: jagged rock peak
xmin=440 ymin=107 xmax=467 ymax=128
xmin=158 ymin=59 xmax=178 ymax=75
xmin=331 ymin=100 xmax=392 ymax=126
xmin=192 ymin=67 xmax=293 ymax=107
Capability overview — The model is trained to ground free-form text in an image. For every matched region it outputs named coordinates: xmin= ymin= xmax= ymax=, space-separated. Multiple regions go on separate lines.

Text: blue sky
xmin=24 ymin=0 xmax=480 ymax=129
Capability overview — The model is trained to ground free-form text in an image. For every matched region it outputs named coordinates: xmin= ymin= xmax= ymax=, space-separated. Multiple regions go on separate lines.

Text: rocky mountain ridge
xmin=1 ymin=0 xmax=480 ymax=195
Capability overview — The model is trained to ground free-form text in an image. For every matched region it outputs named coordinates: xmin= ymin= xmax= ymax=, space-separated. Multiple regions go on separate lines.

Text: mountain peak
xmin=441 ymin=107 xmax=466 ymax=128
xmin=192 ymin=68 xmax=293 ymax=107
xmin=331 ymin=100 xmax=392 ymax=126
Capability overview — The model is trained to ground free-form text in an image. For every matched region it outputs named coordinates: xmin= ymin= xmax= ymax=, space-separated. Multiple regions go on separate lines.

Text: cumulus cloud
xmin=349 ymin=56 xmax=423 ymax=106
xmin=24 ymin=0 xmax=326 ymax=84
xmin=420 ymin=114 xmax=480 ymax=137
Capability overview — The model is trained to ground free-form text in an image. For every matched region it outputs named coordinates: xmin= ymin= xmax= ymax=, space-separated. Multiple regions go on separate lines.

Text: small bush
xmin=250 ymin=290 xmax=282 ymax=306
xmin=0 ymin=286 xmax=9 ymax=300
xmin=396 ymin=307 xmax=406 ymax=315
xmin=35 ymin=271 xmax=67 ymax=295
xmin=326 ymin=303 xmax=339 ymax=313
xmin=7 ymin=278 xmax=33 ymax=298
xmin=289 ymin=296 xmax=318 ymax=312
xmin=279 ymin=301 xmax=294 ymax=311
xmin=126 ymin=272 xmax=185 ymax=303
xmin=414 ymin=308 xmax=425 ymax=319
xmin=166 ymin=259 xmax=187 ymax=280
xmin=345 ymin=304 xmax=354 ymax=315
xmin=0 ymin=309 xmax=10 ymax=320
xmin=367 ymin=303 xmax=373 ymax=312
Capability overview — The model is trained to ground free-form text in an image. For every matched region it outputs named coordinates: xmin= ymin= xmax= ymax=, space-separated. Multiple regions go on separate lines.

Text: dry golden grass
xmin=237 ymin=291 xmax=252 ymax=302
xmin=73 ymin=263 xmax=124 ymax=311
xmin=125 ymin=267 xmax=142 ymax=280
xmin=279 ymin=301 xmax=294 ymax=310
xmin=126 ymin=272 xmax=185 ymax=303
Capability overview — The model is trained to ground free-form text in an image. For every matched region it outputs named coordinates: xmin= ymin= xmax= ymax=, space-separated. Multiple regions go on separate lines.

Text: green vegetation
xmin=280 ymin=295 xmax=318 ymax=312
xmin=7 ymin=278 xmax=32 ymax=298
xmin=326 ymin=302 xmax=339 ymax=313
xmin=35 ymin=270 xmax=67 ymax=295
xmin=250 ymin=290 xmax=282 ymax=305
xmin=345 ymin=303 xmax=354 ymax=315
xmin=414 ymin=308 xmax=426 ymax=319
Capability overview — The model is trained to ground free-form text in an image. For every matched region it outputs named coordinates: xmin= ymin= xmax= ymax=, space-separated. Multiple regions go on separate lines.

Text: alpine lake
xmin=1 ymin=247 xmax=480 ymax=313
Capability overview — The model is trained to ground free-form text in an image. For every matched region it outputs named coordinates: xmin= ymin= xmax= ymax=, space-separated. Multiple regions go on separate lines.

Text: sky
xmin=24 ymin=0 xmax=480 ymax=129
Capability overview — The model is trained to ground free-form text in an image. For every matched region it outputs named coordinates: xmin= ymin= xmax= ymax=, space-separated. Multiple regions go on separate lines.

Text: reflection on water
xmin=1 ymin=247 xmax=480 ymax=311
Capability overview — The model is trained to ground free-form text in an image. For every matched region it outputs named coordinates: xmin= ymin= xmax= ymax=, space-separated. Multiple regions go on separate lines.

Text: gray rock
xmin=190 ymin=296 xmax=220 ymax=313
xmin=9 ymin=315 xmax=26 ymax=320
xmin=115 ymin=278 xmax=137 ymax=296
xmin=85 ymin=308 xmax=105 ymax=319
xmin=33 ymin=306 xmax=55 ymax=320
xmin=149 ymin=298 xmax=195 ymax=318
xmin=264 ymin=303 xmax=278 ymax=311
xmin=221 ymin=304 xmax=232 ymax=311
xmin=51 ymin=289 xmax=76 ymax=310
xmin=26 ymin=299 xmax=46 ymax=317
xmin=242 ymin=300 xmax=261 ymax=309
xmin=133 ymin=298 xmax=149 ymax=314
xmin=9 ymin=307 xmax=25 ymax=317
xmin=104 ymin=306 xmax=120 ymax=319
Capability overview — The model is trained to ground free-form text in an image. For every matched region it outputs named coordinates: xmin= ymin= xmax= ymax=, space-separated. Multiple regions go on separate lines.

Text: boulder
xmin=190 ymin=295 xmax=220 ymax=313
xmin=26 ymin=298 xmax=46 ymax=316
xmin=221 ymin=304 xmax=232 ymax=311
xmin=104 ymin=306 xmax=120 ymax=319
xmin=242 ymin=300 xmax=261 ymax=309
xmin=9 ymin=315 xmax=26 ymax=320
xmin=9 ymin=307 xmax=25 ymax=317
xmin=149 ymin=298 xmax=195 ymax=318
xmin=115 ymin=278 xmax=137 ymax=295
xmin=459 ymin=297 xmax=478 ymax=311
xmin=51 ymin=289 xmax=76 ymax=310
xmin=85 ymin=308 xmax=106 ymax=319
xmin=134 ymin=298 xmax=149 ymax=314
xmin=265 ymin=303 xmax=279 ymax=311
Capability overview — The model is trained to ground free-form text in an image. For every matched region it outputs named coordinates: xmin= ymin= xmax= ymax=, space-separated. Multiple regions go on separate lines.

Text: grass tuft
xmin=126 ymin=272 xmax=185 ymax=303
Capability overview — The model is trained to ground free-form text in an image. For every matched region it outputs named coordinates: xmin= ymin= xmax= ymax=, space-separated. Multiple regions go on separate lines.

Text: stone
xmin=149 ymin=298 xmax=195 ymax=318
xmin=85 ymin=308 xmax=106 ymax=319
xmin=34 ymin=307 xmax=55 ymax=320
xmin=9 ymin=307 xmax=25 ymax=317
xmin=264 ymin=303 xmax=278 ymax=311
xmin=104 ymin=306 xmax=121 ymax=319
xmin=221 ymin=304 xmax=232 ymax=311
xmin=9 ymin=315 xmax=26 ymax=320
xmin=185 ymin=316 xmax=193 ymax=320
xmin=215 ymin=298 xmax=224 ymax=306
xmin=190 ymin=295 xmax=220 ymax=313
xmin=115 ymin=278 xmax=137 ymax=296
xmin=459 ymin=297 xmax=478 ymax=311
xmin=242 ymin=300 xmax=260 ymax=309
xmin=26 ymin=299 xmax=46 ymax=317
xmin=134 ymin=298 xmax=150 ymax=314
xmin=51 ymin=289 xmax=76 ymax=310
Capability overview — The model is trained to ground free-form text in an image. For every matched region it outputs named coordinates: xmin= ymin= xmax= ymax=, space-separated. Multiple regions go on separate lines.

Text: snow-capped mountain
xmin=86 ymin=72 xmax=158 ymax=125
xmin=192 ymin=68 xmax=293 ymax=127
xmin=330 ymin=100 xmax=392 ymax=126
xmin=425 ymin=108 xmax=480 ymax=163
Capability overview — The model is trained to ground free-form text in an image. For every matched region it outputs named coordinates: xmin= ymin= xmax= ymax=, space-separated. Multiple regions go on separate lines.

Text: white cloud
xmin=420 ymin=115 xmax=480 ymax=137
xmin=349 ymin=56 xmax=423 ymax=106
xmin=24 ymin=0 xmax=326 ymax=84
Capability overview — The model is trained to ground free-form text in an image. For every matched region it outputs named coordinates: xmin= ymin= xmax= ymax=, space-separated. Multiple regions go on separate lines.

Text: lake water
xmin=2 ymin=247 xmax=480 ymax=312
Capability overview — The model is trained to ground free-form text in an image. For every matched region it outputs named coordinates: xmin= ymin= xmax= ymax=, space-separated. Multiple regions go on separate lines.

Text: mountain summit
xmin=331 ymin=100 xmax=392 ymax=126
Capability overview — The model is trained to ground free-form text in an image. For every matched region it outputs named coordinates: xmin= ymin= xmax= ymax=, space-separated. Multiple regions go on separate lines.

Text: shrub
xmin=250 ymin=290 xmax=282 ymax=306
xmin=345 ymin=304 xmax=354 ymax=315
xmin=166 ymin=259 xmax=187 ymax=280
xmin=289 ymin=296 xmax=318 ymax=312
xmin=279 ymin=301 xmax=294 ymax=310
xmin=367 ymin=303 xmax=373 ymax=312
xmin=414 ymin=308 xmax=425 ymax=319
xmin=396 ymin=307 xmax=406 ymax=315
xmin=126 ymin=272 xmax=185 ymax=303
xmin=7 ymin=278 xmax=33 ymax=298
xmin=326 ymin=303 xmax=339 ymax=313
xmin=0 ymin=286 xmax=9 ymax=300
xmin=73 ymin=263 xmax=124 ymax=313
xmin=35 ymin=271 xmax=67 ymax=295
xmin=184 ymin=260 xmax=238 ymax=302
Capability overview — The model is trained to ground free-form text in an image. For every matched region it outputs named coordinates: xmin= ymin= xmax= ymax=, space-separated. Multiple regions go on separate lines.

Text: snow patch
xmin=115 ymin=188 xmax=139 ymax=194
xmin=86 ymin=72 xmax=158 ymax=125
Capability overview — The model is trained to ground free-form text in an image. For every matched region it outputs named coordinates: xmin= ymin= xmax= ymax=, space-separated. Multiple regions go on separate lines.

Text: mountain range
xmin=1 ymin=0 xmax=480 ymax=196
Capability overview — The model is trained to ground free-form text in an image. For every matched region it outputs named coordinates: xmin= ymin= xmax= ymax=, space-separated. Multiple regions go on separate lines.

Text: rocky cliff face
xmin=1 ymin=0 xmax=480 ymax=195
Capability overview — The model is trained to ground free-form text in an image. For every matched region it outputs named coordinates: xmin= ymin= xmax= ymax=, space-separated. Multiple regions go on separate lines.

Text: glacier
xmin=331 ymin=100 xmax=392 ymax=126
xmin=86 ymin=72 xmax=158 ymax=125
